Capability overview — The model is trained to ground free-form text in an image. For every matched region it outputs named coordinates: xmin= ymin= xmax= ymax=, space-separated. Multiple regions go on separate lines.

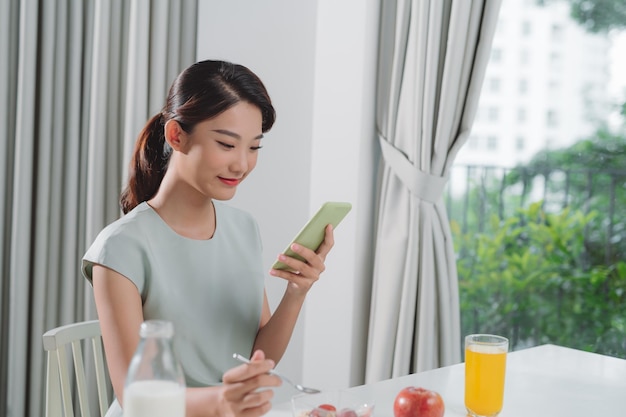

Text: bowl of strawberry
xmin=291 ymin=391 xmax=374 ymax=417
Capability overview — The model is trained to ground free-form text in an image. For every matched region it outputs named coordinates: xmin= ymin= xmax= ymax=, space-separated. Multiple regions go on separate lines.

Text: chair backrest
xmin=42 ymin=320 xmax=110 ymax=417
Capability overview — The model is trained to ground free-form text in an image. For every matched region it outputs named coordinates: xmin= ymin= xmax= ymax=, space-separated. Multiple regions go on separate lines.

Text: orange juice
xmin=465 ymin=342 xmax=507 ymax=416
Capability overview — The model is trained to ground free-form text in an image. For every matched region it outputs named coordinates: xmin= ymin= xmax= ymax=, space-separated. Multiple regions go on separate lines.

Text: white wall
xmin=196 ymin=0 xmax=380 ymax=403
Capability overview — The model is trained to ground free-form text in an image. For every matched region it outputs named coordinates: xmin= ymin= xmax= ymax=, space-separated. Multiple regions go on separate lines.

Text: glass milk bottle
xmin=123 ymin=320 xmax=186 ymax=417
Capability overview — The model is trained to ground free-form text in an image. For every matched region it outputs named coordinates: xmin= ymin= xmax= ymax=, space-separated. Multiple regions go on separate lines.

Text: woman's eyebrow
xmin=212 ymin=129 xmax=264 ymax=140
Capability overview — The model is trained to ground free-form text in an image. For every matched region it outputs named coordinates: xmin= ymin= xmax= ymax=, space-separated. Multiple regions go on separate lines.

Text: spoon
xmin=233 ymin=353 xmax=321 ymax=394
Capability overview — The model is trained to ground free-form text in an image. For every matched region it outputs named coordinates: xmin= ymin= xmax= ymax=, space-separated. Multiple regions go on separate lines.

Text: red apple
xmin=393 ymin=386 xmax=445 ymax=417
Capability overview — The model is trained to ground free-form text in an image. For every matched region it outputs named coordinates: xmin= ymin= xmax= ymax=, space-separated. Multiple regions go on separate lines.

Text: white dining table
xmin=267 ymin=344 xmax=626 ymax=417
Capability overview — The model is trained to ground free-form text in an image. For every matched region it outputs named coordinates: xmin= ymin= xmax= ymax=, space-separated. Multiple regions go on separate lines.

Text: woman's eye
xmin=250 ymin=146 xmax=263 ymax=151
xmin=217 ymin=141 xmax=235 ymax=149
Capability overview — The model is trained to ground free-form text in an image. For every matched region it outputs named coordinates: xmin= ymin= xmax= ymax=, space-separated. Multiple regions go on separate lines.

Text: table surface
xmin=268 ymin=344 xmax=626 ymax=417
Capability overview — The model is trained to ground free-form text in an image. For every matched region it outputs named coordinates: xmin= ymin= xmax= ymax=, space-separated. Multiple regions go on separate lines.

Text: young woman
xmin=82 ymin=60 xmax=335 ymax=417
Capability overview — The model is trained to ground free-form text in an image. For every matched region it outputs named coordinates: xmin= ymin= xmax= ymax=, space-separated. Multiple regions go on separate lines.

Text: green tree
xmin=568 ymin=0 xmax=626 ymax=32
xmin=452 ymin=202 xmax=626 ymax=357
xmin=540 ymin=0 xmax=626 ymax=33
xmin=449 ymin=123 xmax=626 ymax=358
xmin=504 ymin=130 xmax=626 ymax=266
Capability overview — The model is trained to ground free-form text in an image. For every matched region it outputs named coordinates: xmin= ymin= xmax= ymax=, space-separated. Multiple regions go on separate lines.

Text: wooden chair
xmin=42 ymin=320 xmax=110 ymax=417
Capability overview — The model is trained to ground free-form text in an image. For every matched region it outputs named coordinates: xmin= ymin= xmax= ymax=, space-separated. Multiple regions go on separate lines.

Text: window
xmin=488 ymin=107 xmax=499 ymax=122
xmin=489 ymin=78 xmax=501 ymax=93
xmin=549 ymin=52 xmax=562 ymax=70
xmin=450 ymin=0 xmax=625 ymax=360
xmin=551 ymin=24 xmax=563 ymax=41
xmin=546 ymin=110 xmax=558 ymax=127
xmin=519 ymin=79 xmax=528 ymax=94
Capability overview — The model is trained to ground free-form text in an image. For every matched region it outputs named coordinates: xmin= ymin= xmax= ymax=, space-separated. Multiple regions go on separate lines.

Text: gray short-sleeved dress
xmin=82 ymin=201 xmax=265 ymax=415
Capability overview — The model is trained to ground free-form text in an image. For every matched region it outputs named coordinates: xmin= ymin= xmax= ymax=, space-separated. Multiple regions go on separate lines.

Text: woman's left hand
xmin=269 ymin=224 xmax=335 ymax=295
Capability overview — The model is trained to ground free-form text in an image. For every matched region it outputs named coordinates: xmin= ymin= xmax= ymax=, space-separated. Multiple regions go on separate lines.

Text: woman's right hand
xmin=219 ymin=350 xmax=282 ymax=417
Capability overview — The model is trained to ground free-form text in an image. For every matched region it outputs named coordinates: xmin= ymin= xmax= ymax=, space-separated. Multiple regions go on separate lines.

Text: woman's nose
xmin=230 ymin=150 xmax=249 ymax=173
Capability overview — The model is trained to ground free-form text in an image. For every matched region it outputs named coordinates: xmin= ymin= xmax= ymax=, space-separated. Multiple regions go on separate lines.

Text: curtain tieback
xmin=378 ymin=134 xmax=448 ymax=203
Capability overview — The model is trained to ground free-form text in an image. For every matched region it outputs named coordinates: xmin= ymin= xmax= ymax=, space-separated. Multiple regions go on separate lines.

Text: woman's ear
xmin=164 ymin=120 xmax=186 ymax=151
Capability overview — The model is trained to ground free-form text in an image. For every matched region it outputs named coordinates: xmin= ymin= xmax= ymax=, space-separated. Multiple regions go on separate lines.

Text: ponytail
xmin=120 ymin=114 xmax=172 ymax=214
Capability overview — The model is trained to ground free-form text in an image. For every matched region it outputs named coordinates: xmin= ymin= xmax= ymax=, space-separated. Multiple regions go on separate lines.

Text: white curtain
xmin=365 ymin=0 xmax=502 ymax=382
xmin=0 ymin=1 xmax=197 ymax=416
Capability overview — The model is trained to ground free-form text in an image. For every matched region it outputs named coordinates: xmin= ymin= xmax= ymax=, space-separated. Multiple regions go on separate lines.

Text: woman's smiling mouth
xmin=218 ymin=177 xmax=241 ymax=186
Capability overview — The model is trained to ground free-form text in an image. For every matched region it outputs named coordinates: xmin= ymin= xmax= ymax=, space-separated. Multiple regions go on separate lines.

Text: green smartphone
xmin=271 ymin=201 xmax=352 ymax=271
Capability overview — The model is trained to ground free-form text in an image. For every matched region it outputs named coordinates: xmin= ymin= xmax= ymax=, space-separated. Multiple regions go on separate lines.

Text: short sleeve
xmin=82 ymin=223 xmax=149 ymax=297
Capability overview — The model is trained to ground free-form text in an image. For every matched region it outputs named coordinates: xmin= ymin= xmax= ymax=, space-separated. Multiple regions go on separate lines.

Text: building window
xmin=487 ymin=136 xmax=498 ymax=150
xmin=522 ymin=20 xmax=532 ymax=36
xmin=549 ymin=52 xmax=562 ymax=70
xmin=546 ymin=110 xmax=558 ymax=127
xmin=516 ymin=136 xmax=525 ymax=151
xmin=519 ymin=79 xmax=528 ymax=94
xmin=518 ymin=108 xmax=527 ymax=123
xmin=489 ymin=78 xmax=501 ymax=93
xmin=551 ymin=24 xmax=563 ymax=41
xmin=488 ymin=107 xmax=500 ymax=122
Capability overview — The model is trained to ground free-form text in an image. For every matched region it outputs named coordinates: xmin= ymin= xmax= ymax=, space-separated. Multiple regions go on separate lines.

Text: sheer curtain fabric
xmin=0 ymin=1 xmax=197 ymax=416
xmin=366 ymin=0 xmax=502 ymax=382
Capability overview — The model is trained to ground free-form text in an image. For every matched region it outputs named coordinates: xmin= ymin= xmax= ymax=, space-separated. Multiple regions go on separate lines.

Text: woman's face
xmin=174 ymin=101 xmax=264 ymax=201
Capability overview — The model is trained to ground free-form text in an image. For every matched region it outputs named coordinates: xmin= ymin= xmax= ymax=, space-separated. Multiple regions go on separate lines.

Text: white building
xmin=456 ymin=0 xmax=612 ymax=168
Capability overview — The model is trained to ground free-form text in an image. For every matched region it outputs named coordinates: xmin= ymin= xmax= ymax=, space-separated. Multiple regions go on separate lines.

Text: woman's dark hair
xmin=120 ymin=60 xmax=276 ymax=214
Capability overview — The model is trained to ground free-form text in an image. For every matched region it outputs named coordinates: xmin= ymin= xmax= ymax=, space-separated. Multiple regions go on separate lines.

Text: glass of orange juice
xmin=464 ymin=334 xmax=508 ymax=417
